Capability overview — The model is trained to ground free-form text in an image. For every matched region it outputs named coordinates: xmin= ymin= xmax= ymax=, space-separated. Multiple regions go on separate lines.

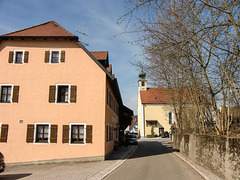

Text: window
xmin=57 ymin=85 xmax=69 ymax=103
xmin=107 ymin=125 xmax=109 ymax=142
xmin=35 ymin=124 xmax=49 ymax=143
xmin=107 ymin=88 xmax=119 ymax=116
xmin=49 ymin=84 xmax=77 ymax=104
xmin=110 ymin=126 xmax=113 ymax=141
xmin=107 ymin=88 xmax=111 ymax=106
xmin=71 ymin=124 xmax=84 ymax=144
xmin=107 ymin=125 xmax=113 ymax=142
xmin=115 ymin=127 xmax=118 ymax=138
xmin=0 ymin=85 xmax=19 ymax=103
xmin=62 ymin=123 xmax=92 ymax=144
xmin=8 ymin=50 xmax=29 ymax=64
xmin=15 ymin=51 xmax=23 ymax=63
xmin=26 ymin=124 xmax=58 ymax=143
xmin=45 ymin=50 xmax=65 ymax=63
xmin=114 ymin=101 xmax=116 ymax=112
xmin=168 ymin=111 xmax=174 ymax=124
xmin=51 ymin=51 xmax=60 ymax=63
xmin=1 ymin=86 xmax=12 ymax=103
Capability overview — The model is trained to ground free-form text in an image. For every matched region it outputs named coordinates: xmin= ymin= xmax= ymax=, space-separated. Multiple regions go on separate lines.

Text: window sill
xmin=69 ymin=143 xmax=86 ymax=146
xmin=33 ymin=142 xmax=50 ymax=145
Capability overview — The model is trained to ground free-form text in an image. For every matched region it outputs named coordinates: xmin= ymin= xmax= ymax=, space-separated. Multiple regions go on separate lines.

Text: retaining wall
xmin=173 ymin=134 xmax=240 ymax=180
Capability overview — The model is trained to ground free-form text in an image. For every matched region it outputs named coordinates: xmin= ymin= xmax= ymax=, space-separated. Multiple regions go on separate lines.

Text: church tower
xmin=138 ymin=70 xmax=147 ymax=91
xmin=138 ymin=69 xmax=146 ymax=138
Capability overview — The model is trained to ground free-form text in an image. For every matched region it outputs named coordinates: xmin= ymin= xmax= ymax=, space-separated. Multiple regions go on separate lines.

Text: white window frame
xmin=0 ymin=84 xmax=13 ymax=104
xmin=69 ymin=123 xmax=86 ymax=145
xmin=168 ymin=111 xmax=174 ymax=125
xmin=49 ymin=49 xmax=61 ymax=64
xmin=55 ymin=84 xmax=70 ymax=104
xmin=33 ymin=123 xmax=51 ymax=144
xmin=13 ymin=50 xmax=25 ymax=64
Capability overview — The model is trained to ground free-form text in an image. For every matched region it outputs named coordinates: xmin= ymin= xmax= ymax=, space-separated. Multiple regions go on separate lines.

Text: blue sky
xmin=0 ymin=0 xmax=142 ymax=114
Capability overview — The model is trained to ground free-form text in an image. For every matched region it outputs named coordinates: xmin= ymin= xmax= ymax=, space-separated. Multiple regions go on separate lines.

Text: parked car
xmin=161 ymin=131 xmax=169 ymax=138
xmin=125 ymin=134 xmax=138 ymax=145
xmin=0 ymin=152 xmax=5 ymax=173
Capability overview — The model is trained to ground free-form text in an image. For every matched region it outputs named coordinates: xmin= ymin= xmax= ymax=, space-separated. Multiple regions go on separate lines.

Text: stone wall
xmin=173 ymin=134 xmax=240 ymax=180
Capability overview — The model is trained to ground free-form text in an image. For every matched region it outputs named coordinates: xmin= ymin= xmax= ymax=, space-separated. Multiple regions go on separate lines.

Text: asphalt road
xmin=104 ymin=138 xmax=205 ymax=180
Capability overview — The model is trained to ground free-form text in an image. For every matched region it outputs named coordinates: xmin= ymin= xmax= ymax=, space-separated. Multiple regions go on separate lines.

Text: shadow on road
xmin=0 ymin=173 xmax=32 ymax=180
xmin=107 ymin=139 xmax=179 ymax=161
xmin=129 ymin=140 xmax=171 ymax=159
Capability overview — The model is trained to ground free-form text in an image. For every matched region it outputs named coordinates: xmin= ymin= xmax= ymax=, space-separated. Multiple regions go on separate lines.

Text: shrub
xmin=147 ymin=134 xmax=158 ymax=138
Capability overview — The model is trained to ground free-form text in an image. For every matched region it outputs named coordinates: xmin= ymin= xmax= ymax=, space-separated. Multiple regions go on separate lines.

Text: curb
xmin=88 ymin=146 xmax=138 ymax=180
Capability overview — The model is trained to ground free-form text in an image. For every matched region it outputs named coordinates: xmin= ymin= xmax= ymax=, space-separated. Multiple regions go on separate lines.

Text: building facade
xmin=0 ymin=21 xmax=132 ymax=164
xmin=137 ymin=71 xmax=174 ymax=138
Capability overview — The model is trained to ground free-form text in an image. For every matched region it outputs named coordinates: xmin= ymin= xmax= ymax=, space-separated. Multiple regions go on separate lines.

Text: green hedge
xmin=147 ymin=135 xmax=158 ymax=138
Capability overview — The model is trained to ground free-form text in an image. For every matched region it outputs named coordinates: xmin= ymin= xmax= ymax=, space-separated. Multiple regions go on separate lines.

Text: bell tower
xmin=138 ymin=69 xmax=146 ymax=138
xmin=138 ymin=70 xmax=147 ymax=91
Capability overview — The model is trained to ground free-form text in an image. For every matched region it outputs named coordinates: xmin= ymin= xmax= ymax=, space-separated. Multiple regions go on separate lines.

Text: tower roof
xmin=139 ymin=70 xmax=146 ymax=79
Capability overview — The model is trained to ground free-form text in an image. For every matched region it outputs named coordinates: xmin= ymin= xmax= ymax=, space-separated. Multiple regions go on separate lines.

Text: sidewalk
xmin=88 ymin=145 xmax=138 ymax=180
xmin=0 ymin=145 xmax=137 ymax=180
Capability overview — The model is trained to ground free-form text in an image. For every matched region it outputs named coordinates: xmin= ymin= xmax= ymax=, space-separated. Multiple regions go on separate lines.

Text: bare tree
xmin=120 ymin=0 xmax=240 ymax=135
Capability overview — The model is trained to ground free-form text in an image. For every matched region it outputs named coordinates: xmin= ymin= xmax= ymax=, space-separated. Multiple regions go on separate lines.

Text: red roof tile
xmin=140 ymin=88 xmax=171 ymax=104
xmin=130 ymin=120 xmax=137 ymax=128
xmin=2 ymin=21 xmax=76 ymax=37
xmin=90 ymin=51 xmax=108 ymax=60
xmin=140 ymin=88 xmax=190 ymax=104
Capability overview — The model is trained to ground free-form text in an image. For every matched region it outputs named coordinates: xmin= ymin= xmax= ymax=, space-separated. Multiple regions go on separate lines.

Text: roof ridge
xmin=90 ymin=51 xmax=108 ymax=53
xmin=3 ymin=21 xmax=52 ymax=36
xmin=2 ymin=21 xmax=76 ymax=37
xmin=51 ymin=21 xmax=75 ymax=37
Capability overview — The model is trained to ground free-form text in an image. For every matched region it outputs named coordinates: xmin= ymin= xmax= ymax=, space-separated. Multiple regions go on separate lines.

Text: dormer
xmin=90 ymin=51 xmax=109 ymax=69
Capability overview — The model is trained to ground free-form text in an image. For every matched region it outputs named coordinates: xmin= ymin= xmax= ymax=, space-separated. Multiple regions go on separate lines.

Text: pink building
xmin=0 ymin=21 xmax=133 ymax=164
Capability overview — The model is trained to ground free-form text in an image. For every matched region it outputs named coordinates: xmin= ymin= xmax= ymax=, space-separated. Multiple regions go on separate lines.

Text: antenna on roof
xmin=76 ymin=25 xmax=89 ymax=46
